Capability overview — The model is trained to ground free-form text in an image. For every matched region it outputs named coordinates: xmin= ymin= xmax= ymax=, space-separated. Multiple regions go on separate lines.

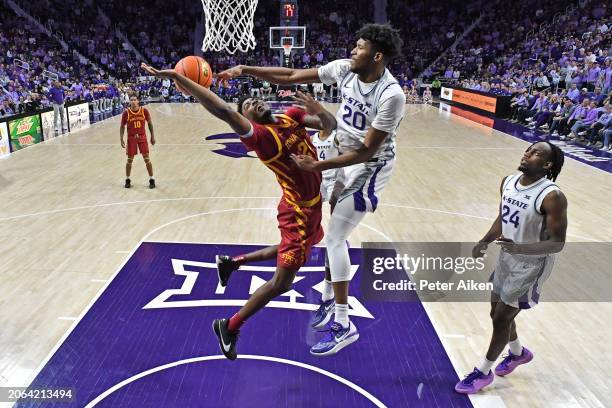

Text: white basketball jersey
xmin=500 ymin=174 xmax=560 ymax=244
xmin=318 ymin=59 xmax=406 ymax=160
xmin=311 ymin=130 xmax=338 ymax=182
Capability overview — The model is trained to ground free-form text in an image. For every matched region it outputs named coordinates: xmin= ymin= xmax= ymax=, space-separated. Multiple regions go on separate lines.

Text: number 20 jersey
xmin=318 ymin=59 xmax=406 ymax=161
xmin=500 ymin=174 xmax=560 ymax=244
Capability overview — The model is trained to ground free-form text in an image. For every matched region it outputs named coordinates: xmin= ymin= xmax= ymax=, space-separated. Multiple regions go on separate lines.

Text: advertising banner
xmin=440 ymin=86 xmax=453 ymax=101
xmin=67 ymin=103 xmax=91 ymax=133
xmin=440 ymin=86 xmax=497 ymax=113
xmin=452 ymin=89 xmax=497 ymax=113
xmin=0 ymin=121 xmax=10 ymax=158
xmin=41 ymin=110 xmax=56 ymax=140
xmin=9 ymin=114 xmax=42 ymax=151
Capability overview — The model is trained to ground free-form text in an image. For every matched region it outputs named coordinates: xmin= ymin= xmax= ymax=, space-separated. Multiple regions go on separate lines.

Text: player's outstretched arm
xmin=217 ymin=65 xmax=320 ymax=85
xmin=141 ymin=63 xmax=251 ymax=135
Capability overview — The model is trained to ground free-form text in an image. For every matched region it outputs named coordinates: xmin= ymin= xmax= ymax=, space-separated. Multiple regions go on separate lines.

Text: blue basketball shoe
xmin=311 ymin=299 xmax=335 ymax=329
xmin=310 ymin=321 xmax=359 ymax=356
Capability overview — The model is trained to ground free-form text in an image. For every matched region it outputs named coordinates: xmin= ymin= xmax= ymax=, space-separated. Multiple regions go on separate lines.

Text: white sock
xmin=150 ymin=176 xmax=155 ymax=180
xmin=322 ymin=280 xmax=334 ymax=302
xmin=334 ymin=303 xmax=349 ymax=327
xmin=508 ymin=338 xmax=523 ymax=355
xmin=478 ymin=358 xmax=495 ymax=374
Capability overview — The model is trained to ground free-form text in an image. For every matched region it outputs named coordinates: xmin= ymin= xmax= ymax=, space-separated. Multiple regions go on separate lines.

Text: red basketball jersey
xmin=121 ymin=107 xmax=150 ymax=137
xmin=240 ymin=108 xmax=322 ymax=206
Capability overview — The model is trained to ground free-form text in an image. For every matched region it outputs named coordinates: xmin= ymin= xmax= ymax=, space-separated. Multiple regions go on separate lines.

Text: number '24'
xmin=501 ymin=205 xmax=520 ymax=228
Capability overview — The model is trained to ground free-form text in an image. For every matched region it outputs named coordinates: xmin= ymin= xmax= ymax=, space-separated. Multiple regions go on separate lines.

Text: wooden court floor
xmin=0 ymin=103 xmax=610 ymax=407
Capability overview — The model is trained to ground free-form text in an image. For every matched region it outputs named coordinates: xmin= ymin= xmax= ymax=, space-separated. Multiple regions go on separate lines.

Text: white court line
xmin=83 ymin=355 xmax=386 ymax=408
xmin=115 ymin=251 xmax=130 ymax=254
xmin=442 ymin=334 xmax=467 ymax=339
xmin=380 ymin=202 xmax=601 ymax=242
xmin=57 ymin=317 xmax=77 ymax=321
xmin=1 ymin=194 xmax=599 ymax=241
xmin=0 ymin=196 xmax=277 ymax=222
xmin=90 ymin=279 xmax=107 ymax=283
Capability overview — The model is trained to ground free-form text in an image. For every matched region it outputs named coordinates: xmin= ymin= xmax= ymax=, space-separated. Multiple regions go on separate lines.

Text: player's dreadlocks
xmin=545 ymin=142 xmax=564 ymax=182
xmin=356 ymin=23 xmax=403 ymax=62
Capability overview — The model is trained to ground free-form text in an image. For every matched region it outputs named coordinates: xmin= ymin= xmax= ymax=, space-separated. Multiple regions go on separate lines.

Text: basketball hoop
xmin=282 ymin=44 xmax=293 ymax=56
xmin=200 ymin=0 xmax=258 ymax=54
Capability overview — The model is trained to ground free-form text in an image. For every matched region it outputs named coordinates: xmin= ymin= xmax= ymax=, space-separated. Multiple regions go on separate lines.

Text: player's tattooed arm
xmin=218 ymin=65 xmax=320 ymax=85
xmin=292 ymin=91 xmax=336 ymax=132
xmin=141 ymin=63 xmax=251 ymax=135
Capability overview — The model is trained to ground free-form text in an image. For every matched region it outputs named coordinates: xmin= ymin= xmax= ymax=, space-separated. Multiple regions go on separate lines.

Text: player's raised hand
xmin=215 ymin=65 xmax=243 ymax=82
xmin=292 ymin=91 xmax=326 ymax=115
xmin=141 ymin=63 xmax=176 ymax=79
xmin=290 ymin=153 xmax=319 ymax=172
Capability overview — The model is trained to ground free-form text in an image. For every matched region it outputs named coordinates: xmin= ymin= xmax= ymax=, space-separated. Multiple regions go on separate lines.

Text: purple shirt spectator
xmin=48 ymin=86 xmax=65 ymax=104
xmin=567 ymin=88 xmax=580 ymax=102
xmin=587 ymin=66 xmax=601 ymax=83
xmin=568 ymin=105 xmax=586 ymax=121
xmin=581 ymin=108 xmax=599 ymax=126
xmin=532 ymin=96 xmax=547 ymax=111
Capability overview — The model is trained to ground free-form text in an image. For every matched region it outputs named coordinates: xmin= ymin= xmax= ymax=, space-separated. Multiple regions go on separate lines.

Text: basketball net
xmin=282 ymin=44 xmax=293 ymax=56
xmin=201 ymin=0 xmax=258 ymax=54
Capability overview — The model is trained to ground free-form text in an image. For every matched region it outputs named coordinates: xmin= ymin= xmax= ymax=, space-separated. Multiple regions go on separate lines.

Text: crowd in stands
xmin=3 ymin=0 xmax=611 ymax=148
xmin=430 ymin=1 xmax=610 ymax=98
xmin=388 ymin=0 xmax=484 ymax=82
xmin=14 ymin=0 xmax=142 ymax=80
xmin=508 ymin=86 xmax=611 ymax=150
xmin=101 ymin=0 xmax=197 ymax=71
xmin=416 ymin=0 xmax=611 ymax=149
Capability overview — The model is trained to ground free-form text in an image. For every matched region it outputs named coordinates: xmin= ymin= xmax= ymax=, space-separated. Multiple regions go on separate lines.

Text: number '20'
xmin=342 ymin=106 xmax=366 ymax=130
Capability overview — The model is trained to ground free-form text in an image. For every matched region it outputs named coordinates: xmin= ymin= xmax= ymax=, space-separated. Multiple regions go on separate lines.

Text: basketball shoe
xmin=216 ymin=255 xmax=238 ymax=287
xmin=311 ymin=299 xmax=335 ymax=329
xmin=495 ymin=347 xmax=533 ymax=376
xmin=149 ymin=178 xmax=155 ymax=189
xmin=125 ymin=178 xmax=131 ymax=188
xmin=213 ymin=318 xmax=239 ymax=360
xmin=455 ymin=368 xmax=494 ymax=394
xmin=310 ymin=321 xmax=359 ymax=356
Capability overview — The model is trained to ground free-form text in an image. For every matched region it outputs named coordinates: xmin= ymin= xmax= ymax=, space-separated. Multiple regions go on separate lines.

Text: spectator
xmin=48 ymin=80 xmax=67 ymax=133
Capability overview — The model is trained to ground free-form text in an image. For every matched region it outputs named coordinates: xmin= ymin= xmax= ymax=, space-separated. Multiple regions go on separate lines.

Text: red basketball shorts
xmin=277 ymin=196 xmax=324 ymax=269
xmin=126 ymin=134 xmax=149 ymax=156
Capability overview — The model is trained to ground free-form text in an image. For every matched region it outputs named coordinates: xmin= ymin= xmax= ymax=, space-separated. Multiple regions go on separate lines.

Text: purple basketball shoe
xmin=495 ymin=347 xmax=534 ymax=376
xmin=455 ymin=368 xmax=494 ymax=394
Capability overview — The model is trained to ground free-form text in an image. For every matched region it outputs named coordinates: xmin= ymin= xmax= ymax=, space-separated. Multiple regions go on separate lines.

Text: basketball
xmin=174 ymin=56 xmax=213 ymax=94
